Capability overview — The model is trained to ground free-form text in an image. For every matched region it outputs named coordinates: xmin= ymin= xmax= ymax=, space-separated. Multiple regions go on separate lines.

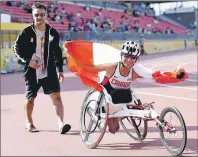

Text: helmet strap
xmin=121 ymin=62 xmax=126 ymax=67
xmin=135 ymin=58 xmax=138 ymax=64
xmin=120 ymin=54 xmax=126 ymax=67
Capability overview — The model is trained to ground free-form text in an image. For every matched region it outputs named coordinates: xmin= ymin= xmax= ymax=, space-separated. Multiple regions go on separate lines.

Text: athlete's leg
xmin=108 ymin=117 xmax=120 ymax=134
xmin=105 ymin=103 xmax=121 ymax=134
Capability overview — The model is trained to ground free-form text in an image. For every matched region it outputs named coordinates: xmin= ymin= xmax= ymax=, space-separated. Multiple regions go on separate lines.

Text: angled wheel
xmin=119 ymin=89 xmax=148 ymax=141
xmin=119 ymin=116 xmax=148 ymax=141
xmin=80 ymin=89 xmax=109 ymax=149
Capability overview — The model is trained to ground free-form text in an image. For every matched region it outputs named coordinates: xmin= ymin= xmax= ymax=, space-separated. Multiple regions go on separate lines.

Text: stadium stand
xmin=0 ymin=0 xmax=188 ymax=34
xmin=163 ymin=8 xmax=197 ymax=30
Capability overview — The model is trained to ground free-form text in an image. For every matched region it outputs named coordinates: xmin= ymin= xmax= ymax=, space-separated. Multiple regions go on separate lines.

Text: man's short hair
xmin=31 ymin=2 xmax=47 ymax=11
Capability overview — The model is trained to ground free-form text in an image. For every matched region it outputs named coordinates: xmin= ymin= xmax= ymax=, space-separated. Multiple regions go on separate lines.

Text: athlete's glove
xmin=171 ymin=67 xmax=186 ymax=79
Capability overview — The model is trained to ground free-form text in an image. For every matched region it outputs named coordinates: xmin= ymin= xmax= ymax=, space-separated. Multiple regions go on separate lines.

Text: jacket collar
xmin=31 ymin=22 xmax=51 ymax=32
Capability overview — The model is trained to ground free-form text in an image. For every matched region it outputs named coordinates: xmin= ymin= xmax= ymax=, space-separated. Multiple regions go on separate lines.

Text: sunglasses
xmin=34 ymin=13 xmax=46 ymax=17
xmin=123 ymin=54 xmax=137 ymax=60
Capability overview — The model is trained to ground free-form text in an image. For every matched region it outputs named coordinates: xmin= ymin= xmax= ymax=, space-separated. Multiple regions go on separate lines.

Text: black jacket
xmin=13 ymin=23 xmax=63 ymax=80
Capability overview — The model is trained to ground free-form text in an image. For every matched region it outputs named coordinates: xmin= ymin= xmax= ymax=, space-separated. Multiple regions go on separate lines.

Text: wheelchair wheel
xmin=80 ymin=89 xmax=109 ymax=149
xmin=119 ymin=116 xmax=148 ymax=141
xmin=158 ymin=106 xmax=187 ymax=156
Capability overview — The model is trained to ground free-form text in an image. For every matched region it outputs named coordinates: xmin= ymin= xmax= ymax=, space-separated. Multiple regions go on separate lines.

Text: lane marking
xmin=148 ymin=82 xmax=197 ymax=91
xmin=142 ymin=60 xmax=169 ymax=67
xmin=151 ymin=62 xmax=190 ymax=70
xmin=189 ymin=72 xmax=198 ymax=75
xmin=186 ymin=79 xmax=198 ymax=82
xmin=136 ymin=80 xmax=197 ymax=91
xmin=137 ymin=91 xmax=197 ymax=101
xmin=151 ymin=62 xmax=169 ymax=70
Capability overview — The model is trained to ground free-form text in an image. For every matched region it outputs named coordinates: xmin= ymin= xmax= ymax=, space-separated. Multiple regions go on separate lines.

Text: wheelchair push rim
xmin=80 ymin=89 xmax=109 ymax=149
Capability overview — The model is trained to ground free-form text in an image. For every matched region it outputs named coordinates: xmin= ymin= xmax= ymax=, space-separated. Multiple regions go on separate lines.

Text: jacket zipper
xmin=31 ymin=26 xmax=51 ymax=82
xmin=46 ymin=28 xmax=52 ymax=76
xmin=31 ymin=26 xmax=38 ymax=82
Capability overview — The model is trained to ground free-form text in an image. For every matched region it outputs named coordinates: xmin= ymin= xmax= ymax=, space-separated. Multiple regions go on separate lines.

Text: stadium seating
xmin=0 ymin=1 xmax=188 ymax=34
xmin=163 ymin=12 xmax=196 ymax=29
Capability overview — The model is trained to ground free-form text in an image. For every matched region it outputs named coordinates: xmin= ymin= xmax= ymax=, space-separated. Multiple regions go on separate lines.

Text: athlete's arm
xmin=132 ymin=63 xmax=156 ymax=83
xmin=133 ymin=63 xmax=153 ymax=78
xmin=131 ymin=63 xmax=155 ymax=105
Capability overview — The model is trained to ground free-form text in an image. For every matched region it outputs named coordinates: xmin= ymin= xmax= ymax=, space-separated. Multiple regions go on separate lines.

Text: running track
xmin=1 ymin=50 xmax=197 ymax=156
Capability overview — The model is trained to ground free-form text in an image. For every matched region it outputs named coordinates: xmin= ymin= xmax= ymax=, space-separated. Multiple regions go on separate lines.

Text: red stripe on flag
xmin=65 ymin=40 xmax=94 ymax=65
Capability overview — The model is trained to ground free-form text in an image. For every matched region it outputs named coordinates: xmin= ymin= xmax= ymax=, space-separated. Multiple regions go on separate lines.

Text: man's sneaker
xmin=60 ymin=124 xmax=71 ymax=134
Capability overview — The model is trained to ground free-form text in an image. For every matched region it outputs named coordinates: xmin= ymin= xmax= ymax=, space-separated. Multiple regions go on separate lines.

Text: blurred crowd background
xmin=0 ymin=0 xmax=197 ymax=73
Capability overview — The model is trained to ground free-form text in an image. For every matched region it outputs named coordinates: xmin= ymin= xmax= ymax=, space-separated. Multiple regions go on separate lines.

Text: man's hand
xmin=58 ymin=72 xmax=64 ymax=83
xmin=28 ymin=60 xmax=40 ymax=69
xmin=62 ymin=40 xmax=72 ymax=58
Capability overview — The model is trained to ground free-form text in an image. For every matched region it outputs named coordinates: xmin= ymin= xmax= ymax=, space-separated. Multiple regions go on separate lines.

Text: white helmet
xmin=121 ymin=41 xmax=140 ymax=58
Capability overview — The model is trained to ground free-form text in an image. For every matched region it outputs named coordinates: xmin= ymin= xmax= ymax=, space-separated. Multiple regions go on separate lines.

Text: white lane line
xmin=189 ymin=74 xmax=198 ymax=77
xmin=189 ymin=72 xmax=198 ymax=75
xmin=142 ymin=60 xmax=169 ymax=67
xmin=138 ymin=82 xmax=197 ymax=91
xmin=137 ymin=91 xmax=197 ymax=101
xmin=141 ymin=57 xmax=190 ymax=66
xmin=151 ymin=62 xmax=190 ymax=70
xmin=187 ymin=79 xmax=198 ymax=82
xmin=178 ymin=62 xmax=189 ymax=66
xmin=151 ymin=62 xmax=169 ymax=70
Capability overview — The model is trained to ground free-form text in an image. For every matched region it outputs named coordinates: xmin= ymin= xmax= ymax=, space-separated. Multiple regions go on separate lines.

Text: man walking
xmin=13 ymin=2 xmax=71 ymax=134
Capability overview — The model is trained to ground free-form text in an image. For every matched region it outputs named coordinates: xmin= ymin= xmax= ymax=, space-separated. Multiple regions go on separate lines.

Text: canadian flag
xmin=64 ymin=40 xmax=121 ymax=91
xmin=64 ymin=40 xmax=189 ymax=91
xmin=65 ymin=40 xmax=121 ymax=66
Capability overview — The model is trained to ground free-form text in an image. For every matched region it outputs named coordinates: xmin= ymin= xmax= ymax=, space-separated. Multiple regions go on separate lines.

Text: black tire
xmin=119 ymin=116 xmax=148 ymax=141
xmin=158 ymin=106 xmax=187 ymax=156
xmin=80 ymin=89 xmax=109 ymax=149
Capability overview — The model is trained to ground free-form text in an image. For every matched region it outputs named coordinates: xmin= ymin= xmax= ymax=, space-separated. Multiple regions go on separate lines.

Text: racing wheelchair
xmin=80 ymin=86 xmax=187 ymax=156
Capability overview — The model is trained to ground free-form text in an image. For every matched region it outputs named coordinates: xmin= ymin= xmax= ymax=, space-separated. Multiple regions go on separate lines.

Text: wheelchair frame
xmin=80 ymin=88 xmax=187 ymax=156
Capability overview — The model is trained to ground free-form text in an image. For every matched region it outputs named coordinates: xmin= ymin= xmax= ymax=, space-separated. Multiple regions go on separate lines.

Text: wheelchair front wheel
xmin=158 ymin=106 xmax=187 ymax=156
xmin=80 ymin=89 xmax=109 ymax=149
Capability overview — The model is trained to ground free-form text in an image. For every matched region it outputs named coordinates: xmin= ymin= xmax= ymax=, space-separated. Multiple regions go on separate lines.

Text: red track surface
xmin=1 ymin=50 xmax=197 ymax=156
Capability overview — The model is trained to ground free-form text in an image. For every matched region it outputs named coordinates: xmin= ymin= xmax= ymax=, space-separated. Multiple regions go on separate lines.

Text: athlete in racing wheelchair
xmin=64 ymin=40 xmax=187 ymax=135
xmin=93 ymin=41 xmax=144 ymax=134
xmin=63 ymin=40 xmax=188 ymax=155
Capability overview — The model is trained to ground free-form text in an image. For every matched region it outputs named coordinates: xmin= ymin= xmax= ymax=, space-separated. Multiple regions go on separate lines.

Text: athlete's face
xmin=32 ymin=8 xmax=47 ymax=26
xmin=121 ymin=54 xmax=137 ymax=68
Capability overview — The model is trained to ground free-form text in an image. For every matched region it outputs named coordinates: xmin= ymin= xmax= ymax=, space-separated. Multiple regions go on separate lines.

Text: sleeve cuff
xmin=58 ymin=66 xmax=63 ymax=72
